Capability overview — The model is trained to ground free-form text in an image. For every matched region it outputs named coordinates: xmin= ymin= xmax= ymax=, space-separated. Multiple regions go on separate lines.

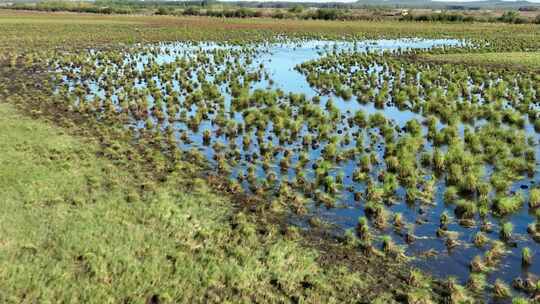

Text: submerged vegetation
xmin=1 ymin=9 xmax=539 ymax=303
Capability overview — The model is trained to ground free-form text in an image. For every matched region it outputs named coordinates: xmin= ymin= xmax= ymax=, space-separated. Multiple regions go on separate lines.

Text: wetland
xmin=2 ymin=10 xmax=540 ymax=303
xmin=52 ymin=37 xmax=540 ymax=301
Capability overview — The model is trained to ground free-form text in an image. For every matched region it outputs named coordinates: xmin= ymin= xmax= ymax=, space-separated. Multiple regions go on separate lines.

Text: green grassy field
xmin=0 ymin=10 xmax=539 ymax=53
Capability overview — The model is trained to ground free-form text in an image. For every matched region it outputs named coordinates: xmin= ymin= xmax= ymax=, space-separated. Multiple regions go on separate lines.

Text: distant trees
xmin=4 ymin=1 xmax=540 ymax=24
xmin=183 ymin=6 xmax=346 ymax=21
xmin=498 ymin=11 xmax=528 ymax=24
xmin=309 ymin=8 xmax=344 ymax=20
xmin=400 ymin=12 xmax=473 ymax=22
xmin=206 ymin=8 xmax=262 ymax=18
xmin=288 ymin=5 xmax=304 ymax=14
xmin=182 ymin=7 xmax=201 ymax=16
xmin=155 ymin=7 xmax=171 ymax=16
xmin=400 ymin=10 xmax=536 ymax=24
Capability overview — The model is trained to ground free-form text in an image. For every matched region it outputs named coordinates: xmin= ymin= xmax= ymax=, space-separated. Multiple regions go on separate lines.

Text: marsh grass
xmin=494 ymin=194 xmax=525 ymax=216
xmin=473 ymin=231 xmax=489 ymax=248
xmin=2 ymin=11 xmax=540 ymax=303
xmin=522 ymin=247 xmax=533 ymax=266
xmin=424 ymin=52 xmax=540 ymax=70
xmin=0 ymin=102 xmax=393 ymax=303
xmin=467 ymin=273 xmax=487 ymax=293
xmin=512 ymin=298 xmax=530 ymax=304
xmin=500 ymin=222 xmax=514 ymax=241
xmin=529 ymin=188 xmax=540 ymax=209
xmin=493 ymin=279 xmax=512 ymax=299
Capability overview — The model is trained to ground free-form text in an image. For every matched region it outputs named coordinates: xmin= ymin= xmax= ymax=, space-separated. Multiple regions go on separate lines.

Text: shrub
xmin=310 ymin=8 xmax=343 ymax=20
xmin=183 ymin=7 xmax=201 ymax=16
xmin=288 ymin=5 xmax=304 ymax=14
xmin=499 ymin=11 xmax=527 ymax=24
xmin=155 ymin=7 xmax=171 ymax=16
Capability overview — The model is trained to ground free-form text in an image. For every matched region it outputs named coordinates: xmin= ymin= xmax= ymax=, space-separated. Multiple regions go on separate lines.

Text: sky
xmin=222 ymin=0 xmax=540 ymax=3
xmin=432 ymin=0 xmax=540 ymax=2
xmin=218 ymin=0 xmax=540 ymax=3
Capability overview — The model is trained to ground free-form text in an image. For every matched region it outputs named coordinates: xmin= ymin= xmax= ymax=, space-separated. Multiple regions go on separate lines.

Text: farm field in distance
xmin=0 ymin=7 xmax=539 ymax=304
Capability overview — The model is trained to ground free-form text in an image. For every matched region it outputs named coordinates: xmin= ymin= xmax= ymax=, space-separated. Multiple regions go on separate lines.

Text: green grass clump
xmin=512 ymin=298 xmax=530 ymax=304
xmin=454 ymin=199 xmax=477 ymax=219
xmin=406 ymin=289 xmax=434 ymax=304
xmin=446 ymin=277 xmax=474 ymax=303
xmin=473 ymin=231 xmax=489 ymax=247
xmin=407 ymin=269 xmax=430 ymax=289
xmin=470 ymin=255 xmax=488 ymax=273
xmin=500 ymin=222 xmax=513 ymax=241
xmin=529 ymin=188 xmax=540 ymax=208
xmin=522 ymin=247 xmax=533 ymax=266
xmin=357 ymin=216 xmax=371 ymax=242
xmin=444 ymin=186 xmax=458 ymax=204
xmin=493 ymin=279 xmax=512 ymax=299
xmin=494 ymin=194 xmax=524 ymax=216
xmin=467 ymin=273 xmax=486 ymax=293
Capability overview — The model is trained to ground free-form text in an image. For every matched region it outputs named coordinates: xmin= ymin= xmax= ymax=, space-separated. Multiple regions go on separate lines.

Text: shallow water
xmin=57 ymin=38 xmax=539 ymax=299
